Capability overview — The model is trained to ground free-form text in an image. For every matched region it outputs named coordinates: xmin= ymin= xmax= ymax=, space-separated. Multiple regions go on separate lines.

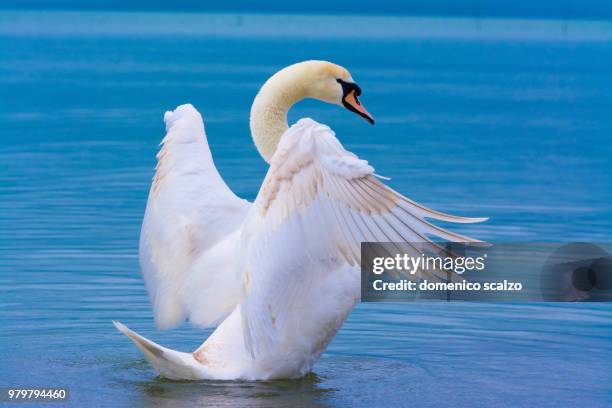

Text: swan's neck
xmin=249 ymin=66 xmax=308 ymax=163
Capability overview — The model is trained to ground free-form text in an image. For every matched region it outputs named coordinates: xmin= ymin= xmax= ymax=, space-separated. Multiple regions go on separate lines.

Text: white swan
xmin=114 ymin=60 xmax=486 ymax=380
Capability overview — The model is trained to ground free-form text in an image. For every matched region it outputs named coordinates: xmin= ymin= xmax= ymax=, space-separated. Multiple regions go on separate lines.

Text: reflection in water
xmin=134 ymin=373 xmax=333 ymax=408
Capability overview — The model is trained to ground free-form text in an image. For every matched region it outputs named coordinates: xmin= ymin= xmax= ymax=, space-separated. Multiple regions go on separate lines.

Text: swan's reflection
xmin=134 ymin=372 xmax=334 ymax=408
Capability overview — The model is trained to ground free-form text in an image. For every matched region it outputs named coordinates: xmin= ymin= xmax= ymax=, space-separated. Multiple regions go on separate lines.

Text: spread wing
xmin=140 ymin=104 xmax=251 ymax=329
xmin=240 ymin=118 xmax=487 ymax=357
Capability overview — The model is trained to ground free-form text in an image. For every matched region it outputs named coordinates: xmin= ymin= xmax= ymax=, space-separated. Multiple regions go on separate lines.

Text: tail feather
xmin=113 ymin=321 xmax=203 ymax=380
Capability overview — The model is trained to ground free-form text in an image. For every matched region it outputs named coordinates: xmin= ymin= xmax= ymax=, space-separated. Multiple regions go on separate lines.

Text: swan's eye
xmin=336 ymin=78 xmax=361 ymax=98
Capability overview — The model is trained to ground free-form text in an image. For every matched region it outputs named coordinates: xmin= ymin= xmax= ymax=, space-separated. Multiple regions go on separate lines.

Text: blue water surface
xmin=0 ymin=11 xmax=611 ymax=408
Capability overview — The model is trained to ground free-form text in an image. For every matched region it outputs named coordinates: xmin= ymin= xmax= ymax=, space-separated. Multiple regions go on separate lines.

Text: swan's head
xmin=302 ymin=60 xmax=375 ymax=125
xmin=250 ymin=60 xmax=375 ymax=162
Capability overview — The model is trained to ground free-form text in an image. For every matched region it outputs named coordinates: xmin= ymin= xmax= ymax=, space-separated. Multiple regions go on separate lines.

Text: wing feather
xmin=140 ymin=104 xmax=251 ymax=329
xmin=239 ymin=118 xmax=487 ymax=358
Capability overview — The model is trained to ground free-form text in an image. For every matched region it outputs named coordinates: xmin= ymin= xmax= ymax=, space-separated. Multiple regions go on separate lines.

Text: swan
xmin=114 ymin=60 xmax=486 ymax=380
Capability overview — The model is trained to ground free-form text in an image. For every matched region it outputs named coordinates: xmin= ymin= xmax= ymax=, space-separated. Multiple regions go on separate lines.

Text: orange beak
xmin=343 ymin=90 xmax=375 ymax=125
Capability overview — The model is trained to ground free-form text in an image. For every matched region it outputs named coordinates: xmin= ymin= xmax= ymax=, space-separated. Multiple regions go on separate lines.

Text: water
xmin=1 ymin=11 xmax=611 ymax=407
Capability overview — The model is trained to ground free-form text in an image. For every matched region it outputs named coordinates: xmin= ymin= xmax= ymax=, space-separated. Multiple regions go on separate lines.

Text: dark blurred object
xmin=541 ymin=243 xmax=612 ymax=301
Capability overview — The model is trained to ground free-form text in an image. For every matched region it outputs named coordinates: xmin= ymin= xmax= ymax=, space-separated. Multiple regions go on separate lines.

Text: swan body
xmin=115 ymin=61 xmax=486 ymax=380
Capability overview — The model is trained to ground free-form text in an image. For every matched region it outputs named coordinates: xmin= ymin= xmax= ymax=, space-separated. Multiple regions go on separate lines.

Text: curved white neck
xmin=249 ymin=66 xmax=307 ymax=163
xmin=249 ymin=61 xmax=347 ymax=163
